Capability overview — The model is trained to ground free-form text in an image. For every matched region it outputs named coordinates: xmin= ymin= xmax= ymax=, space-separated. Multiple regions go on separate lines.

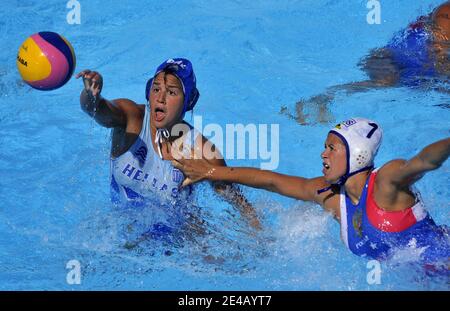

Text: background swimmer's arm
xmin=307 ymin=79 xmax=396 ymax=103
xmin=325 ymin=48 xmax=401 ymax=95
xmin=282 ymin=48 xmax=399 ymax=124
xmin=327 ymin=80 xmax=395 ymax=94
xmin=283 ymin=80 xmax=395 ymax=125
xmin=378 ymin=137 xmax=450 ymax=188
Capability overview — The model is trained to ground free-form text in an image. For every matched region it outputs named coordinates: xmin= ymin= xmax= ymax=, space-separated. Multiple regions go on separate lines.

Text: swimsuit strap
xmin=154 ymin=128 xmax=170 ymax=159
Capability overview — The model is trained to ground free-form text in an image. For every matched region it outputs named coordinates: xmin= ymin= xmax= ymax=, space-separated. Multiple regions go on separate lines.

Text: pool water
xmin=0 ymin=0 xmax=449 ymax=290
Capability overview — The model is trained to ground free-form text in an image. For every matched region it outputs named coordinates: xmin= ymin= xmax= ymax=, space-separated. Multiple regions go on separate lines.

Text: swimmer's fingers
xmin=77 ymin=70 xmax=102 ymax=85
xmin=75 ymin=69 xmax=91 ymax=79
xmin=172 ymin=158 xmax=198 ymax=176
xmin=249 ymin=217 xmax=262 ymax=231
xmin=171 ymin=145 xmax=186 ymax=162
xmin=90 ymin=81 xmax=102 ymax=97
xmin=172 ymin=159 xmax=197 ymax=179
xmin=81 ymin=70 xmax=100 ymax=81
xmin=172 ymin=159 xmax=204 ymax=188
xmin=180 ymin=177 xmax=194 ymax=189
xmin=172 ymin=141 xmax=197 ymax=161
xmin=82 ymin=76 xmax=91 ymax=90
xmin=82 ymin=77 xmax=99 ymax=98
xmin=78 ymin=71 xmax=103 ymax=96
xmin=87 ymin=72 xmax=103 ymax=91
xmin=171 ymin=159 xmax=184 ymax=171
xmin=76 ymin=70 xmax=93 ymax=89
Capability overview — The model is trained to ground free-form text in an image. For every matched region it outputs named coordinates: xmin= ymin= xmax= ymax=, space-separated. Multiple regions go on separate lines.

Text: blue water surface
xmin=0 ymin=0 xmax=449 ymax=290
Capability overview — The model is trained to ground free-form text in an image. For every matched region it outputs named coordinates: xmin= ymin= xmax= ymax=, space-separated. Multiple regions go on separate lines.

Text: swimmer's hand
xmin=281 ymin=93 xmax=334 ymax=125
xmin=76 ymin=69 xmax=103 ymax=101
xmin=171 ymin=157 xmax=216 ymax=188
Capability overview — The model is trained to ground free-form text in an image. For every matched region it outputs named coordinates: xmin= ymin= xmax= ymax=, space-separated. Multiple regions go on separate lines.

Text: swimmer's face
xmin=433 ymin=3 xmax=450 ymax=40
xmin=321 ymin=133 xmax=347 ymax=184
xmin=149 ymin=72 xmax=185 ymax=129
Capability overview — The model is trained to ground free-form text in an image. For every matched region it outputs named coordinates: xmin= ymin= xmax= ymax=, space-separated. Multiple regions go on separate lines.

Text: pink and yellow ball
xmin=17 ymin=31 xmax=76 ymax=91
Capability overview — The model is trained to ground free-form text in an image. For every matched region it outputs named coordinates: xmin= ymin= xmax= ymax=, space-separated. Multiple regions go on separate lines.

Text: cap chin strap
xmin=154 ymin=128 xmax=170 ymax=159
xmin=317 ymin=166 xmax=374 ymax=195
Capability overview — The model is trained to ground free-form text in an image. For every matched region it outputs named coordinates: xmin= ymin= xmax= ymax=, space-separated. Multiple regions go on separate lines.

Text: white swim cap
xmin=329 ymin=117 xmax=383 ymax=178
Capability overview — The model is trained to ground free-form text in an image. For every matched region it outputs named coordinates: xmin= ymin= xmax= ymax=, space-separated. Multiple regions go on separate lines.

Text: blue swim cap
xmin=145 ymin=58 xmax=200 ymax=117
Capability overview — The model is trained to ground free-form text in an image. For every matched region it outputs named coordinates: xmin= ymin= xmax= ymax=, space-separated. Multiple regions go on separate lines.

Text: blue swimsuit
xmin=386 ymin=18 xmax=438 ymax=86
xmin=110 ymin=104 xmax=200 ymax=240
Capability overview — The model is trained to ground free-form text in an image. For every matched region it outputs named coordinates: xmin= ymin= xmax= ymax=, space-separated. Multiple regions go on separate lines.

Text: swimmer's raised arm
xmin=377 ymin=137 xmax=450 ymax=188
xmin=77 ymin=70 xmax=139 ymax=128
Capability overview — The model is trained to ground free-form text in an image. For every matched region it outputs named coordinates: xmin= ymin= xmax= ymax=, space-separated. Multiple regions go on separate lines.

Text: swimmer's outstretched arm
xmin=377 ymin=137 xmax=450 ymax=189
xmin=209 ymin=168 xmax=327 ymax=203
xmin=173 ymin=157 xmax=340 ymax=217
xmin=77 ymin=70 xmax=136 ymax=128
xmin=172 ymin=158 xmax=326 ymax=203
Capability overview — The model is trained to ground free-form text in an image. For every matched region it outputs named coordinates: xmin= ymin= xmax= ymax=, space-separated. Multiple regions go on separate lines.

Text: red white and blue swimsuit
xmin=339 ymin=170 xmax=449 ymax=263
